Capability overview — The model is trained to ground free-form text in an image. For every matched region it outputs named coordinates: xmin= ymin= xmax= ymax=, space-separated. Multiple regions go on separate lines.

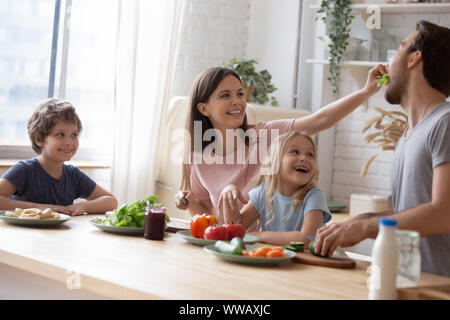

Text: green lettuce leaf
xmin=99 ymin=195 xmax=169 ymax=228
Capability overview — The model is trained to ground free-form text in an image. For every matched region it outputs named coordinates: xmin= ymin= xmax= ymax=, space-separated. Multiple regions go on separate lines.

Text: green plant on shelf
xmin=223 ymin=57 xmax=279 ymax=106
xmin=316 ymin=0 xmax=355 ymax=96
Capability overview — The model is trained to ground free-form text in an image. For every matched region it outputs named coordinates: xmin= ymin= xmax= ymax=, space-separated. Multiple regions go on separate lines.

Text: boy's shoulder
xmin=62 ymin=162 xmax=84 ymax=178
xmin=2 ymin=158 xmax=40 ymax=182
xmin=7 ymin=158 xmax=80 ymax=176
xmin=62 ymin=162 xmax=78 ymax=170
xmin=10 ymin=157 xmax=40 ymax=170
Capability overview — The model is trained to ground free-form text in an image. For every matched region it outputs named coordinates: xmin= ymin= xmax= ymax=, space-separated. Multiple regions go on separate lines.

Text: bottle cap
xmin=380 ymin=218 xmax=397 ymax=227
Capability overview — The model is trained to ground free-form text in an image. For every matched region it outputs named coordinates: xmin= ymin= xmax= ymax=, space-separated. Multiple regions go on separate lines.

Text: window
xmin=0 ymin=0 xmax=54 ymax=146
xmin=0 ymin=0 xmax=118 ymax=162
xmin=63 ymin=0 xmax=118 ymax=160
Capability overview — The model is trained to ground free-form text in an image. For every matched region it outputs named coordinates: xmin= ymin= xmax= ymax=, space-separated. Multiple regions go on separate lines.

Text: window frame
xmin=1 ymin=0 xmax=111 ymax=164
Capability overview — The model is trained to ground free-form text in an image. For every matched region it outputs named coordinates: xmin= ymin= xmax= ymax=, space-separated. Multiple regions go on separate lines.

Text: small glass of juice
xmin=144 ymin=204 xmax=166 ymax=240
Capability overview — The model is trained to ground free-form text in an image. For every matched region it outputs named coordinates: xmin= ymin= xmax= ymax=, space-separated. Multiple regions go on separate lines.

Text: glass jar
xmin=396 ymin=230 xmax=421 ymax=288
xmin=144 ymin=205 xmax=166 ymax=240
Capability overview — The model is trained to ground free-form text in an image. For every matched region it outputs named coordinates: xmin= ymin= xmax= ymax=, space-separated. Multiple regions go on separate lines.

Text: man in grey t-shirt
xmin=391 ymin=102 xmax=450 ymax=277
xmin=313 ymin=20 xmax=450 ymax=277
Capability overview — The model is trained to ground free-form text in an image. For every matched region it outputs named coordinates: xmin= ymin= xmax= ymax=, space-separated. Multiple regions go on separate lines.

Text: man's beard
xmin=385 ymin=74 xmax=407 ymax=105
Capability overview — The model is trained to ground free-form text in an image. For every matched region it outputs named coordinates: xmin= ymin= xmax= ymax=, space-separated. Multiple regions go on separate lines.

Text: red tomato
xmin=224 ymin=223 xmax=245 ymax=240
xmin=203 ymin=225 xmax=229 ymax=240
xmin=190 ymin=213 xmax=218 ymax=238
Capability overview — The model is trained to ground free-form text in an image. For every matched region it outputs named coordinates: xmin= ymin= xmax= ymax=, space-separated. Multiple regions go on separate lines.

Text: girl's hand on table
xmin=217 ymin=184 xmax=246 ymax=211
xmin=247 ymin=231 xmax=263 ymax=240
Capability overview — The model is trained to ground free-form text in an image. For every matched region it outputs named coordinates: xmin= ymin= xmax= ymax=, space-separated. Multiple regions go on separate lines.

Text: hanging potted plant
xmin=223 ymin=57 xmax=279 ymax=106
xmin=316 ymin=0 xmax=355 ymax=96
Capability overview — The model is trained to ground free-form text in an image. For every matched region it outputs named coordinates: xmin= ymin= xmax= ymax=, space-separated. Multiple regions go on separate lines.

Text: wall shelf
xmin=309 ymin=3 xmax=450 ymax=14
xmin=306 ymin=59 xmax=387 ymax=67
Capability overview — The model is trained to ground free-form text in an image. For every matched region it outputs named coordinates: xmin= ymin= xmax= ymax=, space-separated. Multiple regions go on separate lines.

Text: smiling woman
xmin=195 ymin=74 xmax=248 ymax=140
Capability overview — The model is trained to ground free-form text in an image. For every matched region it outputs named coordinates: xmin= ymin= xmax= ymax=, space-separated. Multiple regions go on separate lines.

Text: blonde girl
xmin=224 ymin=131 xmax=331 ymax=246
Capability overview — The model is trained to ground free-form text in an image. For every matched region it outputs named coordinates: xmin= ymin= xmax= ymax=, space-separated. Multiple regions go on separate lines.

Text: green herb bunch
xmin=100 ymin=195 xmax=169 ymax=227
xmin=223 ymin=57 xmax=279 ymax=106
xmin=316 ymin=0 xmax=355 ymax=96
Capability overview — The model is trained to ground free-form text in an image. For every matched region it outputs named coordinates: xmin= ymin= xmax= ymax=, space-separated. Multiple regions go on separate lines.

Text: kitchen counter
xmin=0 ymin=214 xmax=449 ymax=300
xmin=331 ymin=212 xmax=351 ymax=223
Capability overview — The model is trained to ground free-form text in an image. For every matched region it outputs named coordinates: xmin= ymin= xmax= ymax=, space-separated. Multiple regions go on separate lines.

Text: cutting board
xmin=293 ymin=251 xmax=356 ymax=269
xmin=166 ymin=218 xmax=190 ymax=233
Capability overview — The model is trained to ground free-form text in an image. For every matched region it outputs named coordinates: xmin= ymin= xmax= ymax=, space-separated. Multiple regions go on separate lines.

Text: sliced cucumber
xmin=283 ymin=242 xmax=305 ymax=252
xmin=215 ymin=240 xmax=243 ymax=255
xmin=230 ymin=237 xmax=246 ymax=251
xmin=283 ymin=245 xmax=298 ymax=252
xmin=289 ymin=241 xmax=305 ymax=249
xmin=309 ymin=240 xmax=328 ymax=257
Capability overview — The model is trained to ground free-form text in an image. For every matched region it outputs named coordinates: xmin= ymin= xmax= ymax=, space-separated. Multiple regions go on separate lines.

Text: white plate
xmin=176 ymin=230 xmax=259 ymax=246
xmin=0 ymin=210 xmax=71 ymax=227
xmin=203 ymin=244 xmax=295 ymax=266
xmin=90 ymin=218 xmax=144 ymax=235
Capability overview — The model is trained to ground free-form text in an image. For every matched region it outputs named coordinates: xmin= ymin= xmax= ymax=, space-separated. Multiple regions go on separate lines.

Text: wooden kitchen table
xmin=0 ymin=214 xmax=449 ymax=300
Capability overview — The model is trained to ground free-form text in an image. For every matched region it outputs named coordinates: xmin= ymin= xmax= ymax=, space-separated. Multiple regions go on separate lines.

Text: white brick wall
xmin=331 ymin=11 xmax=450 ymax=205
xmin=332 ymin=90 xmax=405 ymax=204
xmin=172 ymin=0 xmax=250 ymax=97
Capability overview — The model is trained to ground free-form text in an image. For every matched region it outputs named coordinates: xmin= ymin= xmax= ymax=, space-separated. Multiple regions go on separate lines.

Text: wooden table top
xmin=0 ymin=214 xmax=448 ymax=300
xmin=331 ymin=212 xmax=351 ymax=223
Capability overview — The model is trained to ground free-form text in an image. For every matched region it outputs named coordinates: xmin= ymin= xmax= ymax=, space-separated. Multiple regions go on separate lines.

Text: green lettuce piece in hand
xmin=377 ymin=74 xmax=389 ymax=87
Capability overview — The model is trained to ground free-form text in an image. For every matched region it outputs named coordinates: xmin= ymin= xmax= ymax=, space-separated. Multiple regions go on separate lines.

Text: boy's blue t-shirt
xmin=249 ymin=183 xmax=331 ymax=231
xmin=2 ymin=157 xmax=96 ymax=206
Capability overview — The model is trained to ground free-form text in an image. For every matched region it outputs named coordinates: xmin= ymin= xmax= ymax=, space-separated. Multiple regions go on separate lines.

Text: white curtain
xmin=112 ymin=0 xmax=186 ymax=205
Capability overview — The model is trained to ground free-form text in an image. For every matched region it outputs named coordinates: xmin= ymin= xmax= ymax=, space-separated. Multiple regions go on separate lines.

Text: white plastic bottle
xmin=368 ymin=218 xmax=399 ymax=300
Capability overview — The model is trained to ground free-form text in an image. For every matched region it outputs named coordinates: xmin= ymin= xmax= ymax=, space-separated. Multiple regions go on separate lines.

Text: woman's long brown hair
xmin=180 ymin=67 xmax=250 ymax=191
